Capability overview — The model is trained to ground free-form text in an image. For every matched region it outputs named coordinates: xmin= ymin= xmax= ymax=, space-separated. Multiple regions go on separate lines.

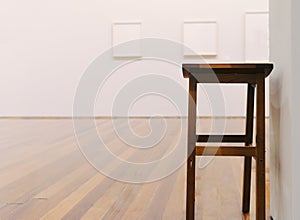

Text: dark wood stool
xmin=182 ymin=63 xmax=273 ymax=220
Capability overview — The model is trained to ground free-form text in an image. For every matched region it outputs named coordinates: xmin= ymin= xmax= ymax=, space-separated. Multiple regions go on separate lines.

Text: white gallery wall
xmin=270 ymin=0 xmax=300 ymax=219
xmin=0 ymin=0 xmax=268 ymax=117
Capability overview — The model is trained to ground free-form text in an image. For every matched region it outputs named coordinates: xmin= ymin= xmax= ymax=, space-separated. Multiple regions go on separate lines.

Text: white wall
xmin=0 ymin=0 xmax=268 ymax=117
xmin=270 ymin=0 xmax=300 ymax=219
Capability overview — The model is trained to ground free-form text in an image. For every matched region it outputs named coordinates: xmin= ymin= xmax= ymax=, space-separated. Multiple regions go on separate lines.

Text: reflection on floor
xmin=0 ymin=118 xmax=269 ymax=219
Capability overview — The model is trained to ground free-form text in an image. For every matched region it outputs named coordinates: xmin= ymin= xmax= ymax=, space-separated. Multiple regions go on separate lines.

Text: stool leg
xmin=186 ymin=76 xmax=197 ymax=220
xmin=243 ymin=84 xmax=255 ymax=213
xmin=256 ymin=77 xmax=266 ymax=220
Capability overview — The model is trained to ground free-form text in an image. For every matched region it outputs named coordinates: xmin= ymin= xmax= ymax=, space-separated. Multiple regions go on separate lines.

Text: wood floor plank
xmin=60 ymin=143 xmax=140 ymax=219
xmin=98 ymin=122 xmax=170 ymax=219
xmin=101 ymin=184 xmax=141 ymax=220
xmin=140 ymin=171 xmax=179 ymax=220
xmin=34 ymin=163 xmax=95 ymax=199
xmin=83 ymin=120 xmax=176 ymax=219
xmin=162 ymin=165 xmax=185 ymax=219
xmin=40 ymin=119 xmax=143 ymax=219
xmin=3 ymin=164 xmax=96 ymax=219
xmin=0 ymin=118 xmax=270 ymax=220
xmin=121 ymin=182 xmax=160 ymax=220
xmin=0 ymin=138 xmax=80 ymax=190
xmin=80 ymin=181 xmax=128 ymax=220
xmin=1 ymin=119 xmax=129 ymax=219
xmin=40 ymin=173 xmax=106 ymax=220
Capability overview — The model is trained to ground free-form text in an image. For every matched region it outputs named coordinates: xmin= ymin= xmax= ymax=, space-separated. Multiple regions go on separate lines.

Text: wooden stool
xmin=182 ymin=63 xmax=273 ymax=220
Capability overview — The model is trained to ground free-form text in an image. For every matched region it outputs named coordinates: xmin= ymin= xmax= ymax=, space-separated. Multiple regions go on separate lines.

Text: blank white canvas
xmin=245 ymin=13 xmax=269 ymax=62
xmin=183 ymin=22 xmax=217 ymax=56
xmin=112 ymin=23 xmax=141 ymax=57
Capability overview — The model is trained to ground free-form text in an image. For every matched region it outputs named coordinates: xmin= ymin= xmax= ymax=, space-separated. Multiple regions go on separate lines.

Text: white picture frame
xmin=183 ymin=21 xmax=218 ymax=56
xmin=112 ymin=22 xmax=142 ymax=57
xmin=245 ymin=12 xmax=269 ymax=62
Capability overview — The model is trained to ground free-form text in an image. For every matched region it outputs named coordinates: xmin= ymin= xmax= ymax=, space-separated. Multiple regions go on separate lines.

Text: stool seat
xmin=183 ymin=63 xmax=273 ymax=83
xmin=183 ymin=63 xmax=273 ymax=76
xmin=183 ymin=63 xmax=273 ymax=220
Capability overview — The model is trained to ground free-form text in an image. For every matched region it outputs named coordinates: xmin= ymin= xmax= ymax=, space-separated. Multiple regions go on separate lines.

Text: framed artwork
xmin=112 ymin=22 xmax=142 ymax=57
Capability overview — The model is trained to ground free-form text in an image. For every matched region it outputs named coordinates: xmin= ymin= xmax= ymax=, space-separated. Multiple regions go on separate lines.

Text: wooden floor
xmin=0 ymin=118 xmax=269 ymax=220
